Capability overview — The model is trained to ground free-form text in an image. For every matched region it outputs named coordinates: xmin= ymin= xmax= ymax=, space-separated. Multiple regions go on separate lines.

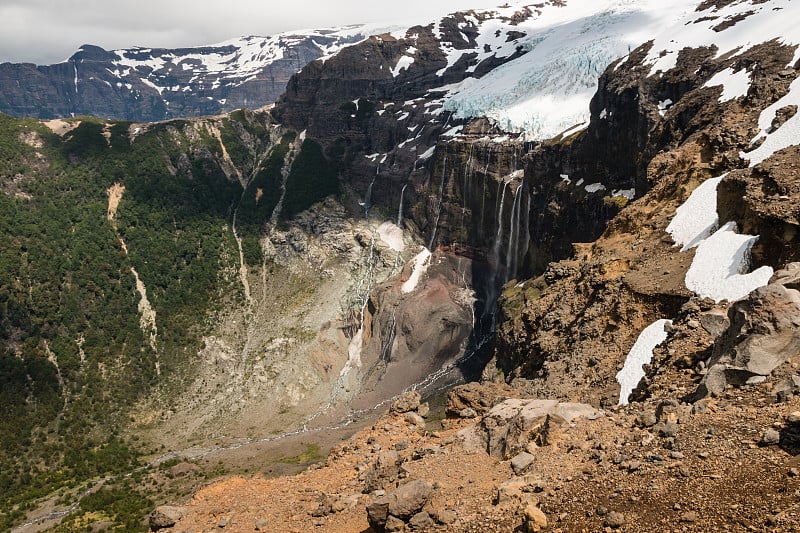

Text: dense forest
xmin=0 ymin=110 xmax=338 ymax=530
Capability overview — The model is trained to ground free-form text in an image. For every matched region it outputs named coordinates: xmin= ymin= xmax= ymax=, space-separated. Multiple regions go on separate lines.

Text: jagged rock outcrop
xmin=690 ymin=266 xmax=800 ymax=399
xmin=454 ymin=398 xmax=601 ymax=459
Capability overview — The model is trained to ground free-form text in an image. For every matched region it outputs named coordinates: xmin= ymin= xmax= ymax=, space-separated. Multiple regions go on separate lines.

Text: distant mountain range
xmin=0 ymin=25 xmax=395 ymax=121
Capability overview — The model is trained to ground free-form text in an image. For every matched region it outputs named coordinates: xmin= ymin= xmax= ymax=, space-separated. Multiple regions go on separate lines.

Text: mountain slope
xmin=0 ymin=25 xmax=393 ymax=121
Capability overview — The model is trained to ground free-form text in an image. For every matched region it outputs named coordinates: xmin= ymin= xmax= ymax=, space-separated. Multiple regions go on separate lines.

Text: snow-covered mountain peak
xmin=107 ymin=23 xmax=401 ymax=94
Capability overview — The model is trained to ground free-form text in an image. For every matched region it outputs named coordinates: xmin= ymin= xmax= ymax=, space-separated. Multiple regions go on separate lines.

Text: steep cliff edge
xmin=495 ymin=1 xmax=800 ymax=408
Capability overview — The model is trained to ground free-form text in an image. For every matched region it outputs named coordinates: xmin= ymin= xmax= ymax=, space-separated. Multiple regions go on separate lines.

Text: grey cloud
xmin=0 ymin=0 xmax=503 ymax=65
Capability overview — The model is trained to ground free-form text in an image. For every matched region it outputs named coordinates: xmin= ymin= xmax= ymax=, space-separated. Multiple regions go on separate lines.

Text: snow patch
xmin=617 ymin=319 xmax=672 ymax=405
xmin=344 ymin=326 xmax=364 ymax=373
xmin=685 ymin=222 xmax=774 ymax=303
xmin=704 ymin=67 xmax=751 ymax=102
xmin=418 ymin=146 xmax=436 ymax=160
xmin=377 ymin=221 xmax=405 ymax=252
xmin=391 ymin=48 xmax=417 ymax=77
xmin=745 ymin=76 xmax=800 ymax=167
xmin=612 ymin=188 xmax=636 ymax=200
xmin=665 ymin=176 xmax=725 ymax=251
xmin=585 ymin=183 xmax=606 ymax=193
xmin=401 ymin=248 xmax=432 ymax=294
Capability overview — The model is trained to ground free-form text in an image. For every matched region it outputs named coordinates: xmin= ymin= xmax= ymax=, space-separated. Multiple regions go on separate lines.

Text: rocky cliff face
xmin=493 ymin=3 xmax=800 ymax=407
xmin=0 ymin=28 xmax=378 ymax=121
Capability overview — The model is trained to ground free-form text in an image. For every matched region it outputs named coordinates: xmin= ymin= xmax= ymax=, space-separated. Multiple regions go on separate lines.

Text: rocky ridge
xmin=0 ymin=26 xmax=385 ymax=121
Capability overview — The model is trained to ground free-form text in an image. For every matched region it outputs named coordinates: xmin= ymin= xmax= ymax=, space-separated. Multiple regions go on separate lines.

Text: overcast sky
xmin=0 ymin=0 xmax=504 ymax=65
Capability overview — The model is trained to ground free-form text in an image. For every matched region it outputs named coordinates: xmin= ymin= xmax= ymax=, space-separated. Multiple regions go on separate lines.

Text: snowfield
xmin=428 ymin=0 xmax=799 ymax=140
xmin=435 ymin=0 xmax=697 ymax=140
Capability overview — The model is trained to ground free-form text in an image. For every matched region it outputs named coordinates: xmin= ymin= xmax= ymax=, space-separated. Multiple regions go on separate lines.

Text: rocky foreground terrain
xmin=157 ymin=368 xmax=800 ymax=532
xmin=4 ymin=1 xmax=800 ymax=531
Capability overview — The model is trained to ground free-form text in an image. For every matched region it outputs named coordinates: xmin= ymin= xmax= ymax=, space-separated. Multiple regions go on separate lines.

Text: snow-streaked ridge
xmin=107 ymin=23 xmax=400 ymax=95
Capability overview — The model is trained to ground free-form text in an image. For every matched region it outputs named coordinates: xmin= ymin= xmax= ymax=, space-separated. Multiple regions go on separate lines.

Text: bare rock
xmin=771 ymin=105 xmax=798 ymax=131
xmin=604 ymin=511 xmax=627 ymax=528
xmin=761 ymin=428 xmax=781 ymax=446
xmin=366 ymin=500 xmax=391 ymax=529
xmin=524 ymin=503 xmax=548 ymax=532
xmin=453 ymin=425 xmax=489 ymax=454
xmin=692 ymin=283 xmax=800 ymax=399
xmin=510 ymin=452 xmax=536 ymax=475
xmin=495 ymin=476 xmax=546 ymax=504
xmin=385 ymin=514 xmax=406 ymax=531
xmin=445 ymin=382 xmax=519 ymax=418
xmin=254 ymin=518 xmax=269 ymax=530
xmin=469 ymin=399 xmax=601 ymax=458
xmin=149 ymin=506 xmax=187 ymax=530
xmin=391 ymin=391 xmax=422 ymax=413
xmin=699 ymin=310 xmax=729 ymax=338
xmin=635 ymin=411 xmax=657 ymax=428
xmin=366 ymin=479 xmax=434 ymax=529
xmin=404 ymin=412 xmax=426 ymax=431
xmin=408 ymin=510 xmax=435 ymax=530
xmin=436 ymin=509 xmax=458 ymax=525
xmin=364 ymin=450 xmax=403 ymax=493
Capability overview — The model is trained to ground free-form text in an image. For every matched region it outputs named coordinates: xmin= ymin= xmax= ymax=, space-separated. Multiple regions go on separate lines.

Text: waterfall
xmin=492 ymin=180 xmax=509 ymax=273
xmin=461 ymin=143 xmax=474 ymax=228
xmin=364 ymin=165 xmax=378 ymax=218
xmin=506 ymin=182 xmax=523 ymax=282
xmin=480 ymin=150 xmax=490 ymax=235
xmin=428 ymin=145 xmax=448 ymax=250
xmin=520 ymin=182 xmax=531 ymax=275
xmin=397 ymin=184 xmax=408 ymax=227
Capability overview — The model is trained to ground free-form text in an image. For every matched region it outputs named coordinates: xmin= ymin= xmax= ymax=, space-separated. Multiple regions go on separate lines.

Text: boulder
xmin=366 ymin=479 xmax=434 ymax=529
xmin=363 ymin=450 xmax=403 ymax=493
xmin=456 ymin=399 xmax=601 ymax=458
xmin=495 ymin=476 xmax=546 ymax=504
xmin=149 ymin=506 xmax=186 ymax=530
xmin=692 ymin=283 xmax=800 ymax=399
xmin=391 ymin=391 xmax=421 ymax=414
xmin=385 ymin=514 xmax=406 ymax=531
xmin=404 ymin=412 xmax=426 ymax=431
xmin=408 ymin=510 xmax=435 ymax=530
xmin=524 ymin=503 xmax=548 ymax=532
xmin=510 ymin=452 xmax=536 ymax=475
